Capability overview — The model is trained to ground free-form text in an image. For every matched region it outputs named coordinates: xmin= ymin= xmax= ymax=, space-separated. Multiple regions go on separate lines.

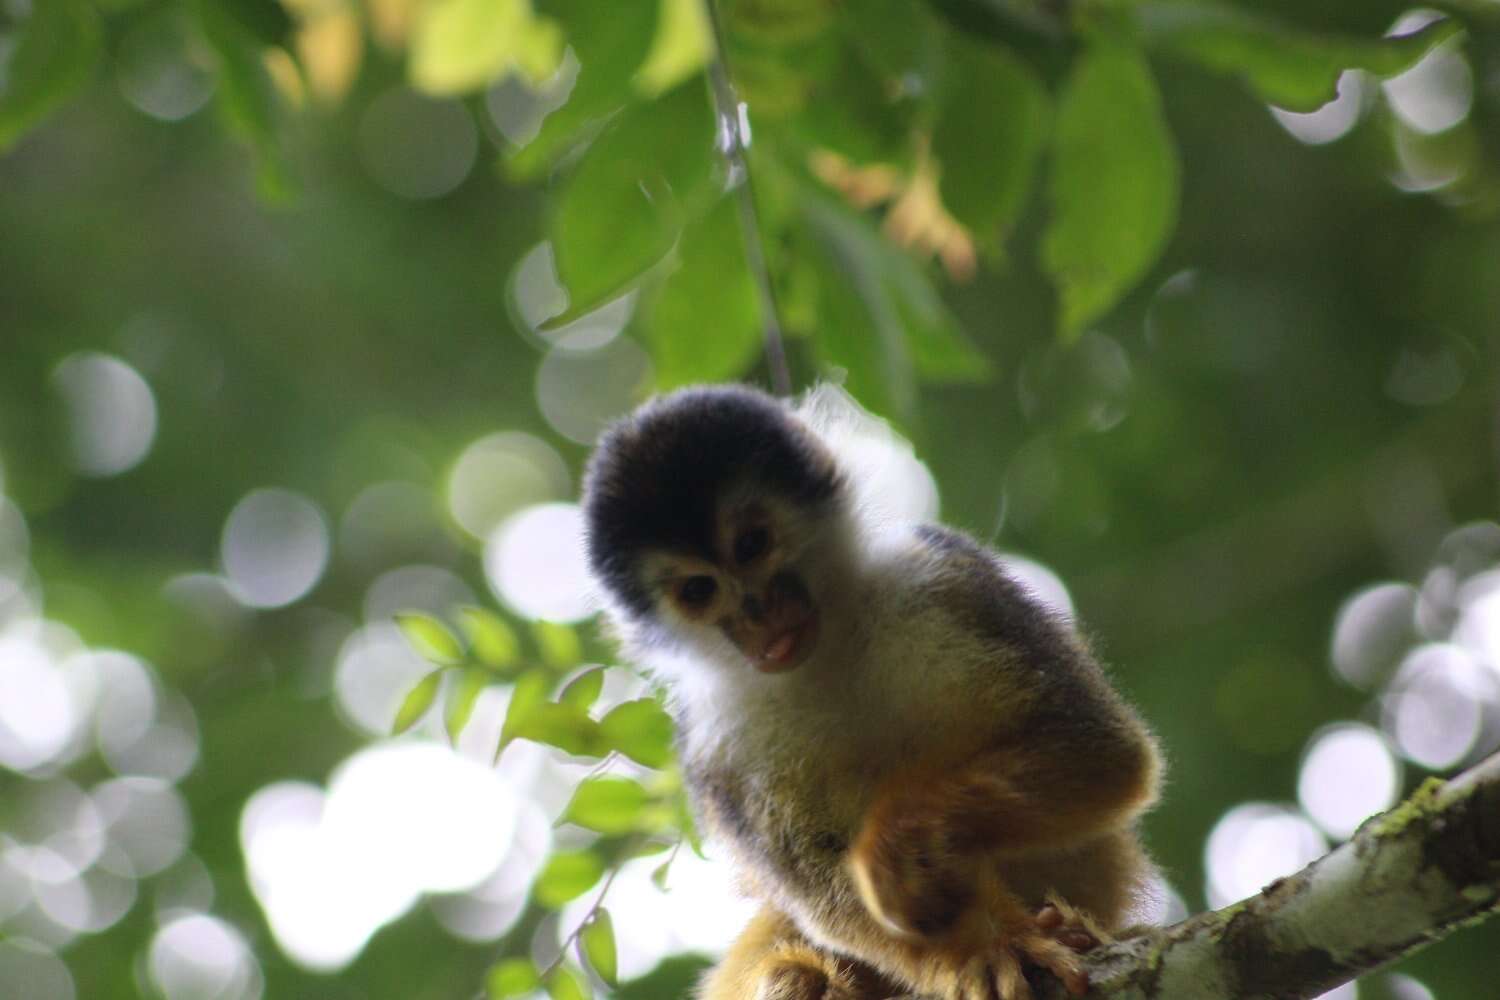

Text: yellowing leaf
xmin=635 ymin=0 xmax=711 ymax=96
xmin=296 ymin=6 xmax=363 ymax=104
xmin=410 ymin=0 xmax=564 ymax=96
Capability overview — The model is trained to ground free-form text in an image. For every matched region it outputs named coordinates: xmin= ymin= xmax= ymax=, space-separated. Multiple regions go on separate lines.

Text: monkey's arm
xmin=851 ymin=525 xmax=1161 ymax=941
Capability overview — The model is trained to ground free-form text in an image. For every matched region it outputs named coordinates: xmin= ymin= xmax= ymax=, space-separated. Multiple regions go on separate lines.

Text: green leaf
xmin=222 ymin=0 xmax=293 ymax=48
xmin=548 ymin=965 xmax=592 ymax=1000
xmin=636 ymin=0 xmax=712 ymax=96
xmin=562 ymin=777 xmax=652 ymax=834
xmin=395 ymin=611 xmax=465 ymax=665
xmin=650 ymin=857 xmax=673 ymax=891
xmin=803 ymin=193 xmax=990 ymax=415
xmin=549 ymin=80 xmax=716 ymax=316
xmin=640 ymin=197 xmax=763 ymax=388
xmin=394 ymin=670 xmax=444 ymax=733
xmin=793 ymin=34 xmax=911 ymax=163
xmin=579 ymin=908 xmax=618 ymax=987
xmin=535 ymin=850 xmax=604 ymax=907
xmin=1042 ymin=40 xmax=1178 ymax=340
xmin=487 ymin=958 xmax=542 ymax=999
xmin=500 ymin=669 xmax=552 ymax=750
xmin=508 ymin=0 xmax=659 ymax=177
xmin=459 ymin=606 xmax=522 ymax=670
xmin=194 ymin=0 xmax=296 ymax=201
xmin=0 ymin=0 xmax=102 ymax=152
xmin=598 ymin=698 xmax=676 ymax=769
xmin=930 ymin=33 xmax=1050 ymax=249
xmin=446 ymin=667 xmax=491 ymax=742
xmin=1139 ymin=3 xmax=1462 ymax=113
xmin=410 ymin=0 xmax=564 ymax=96
xmin=517 ymin=702 xmax=605 ymax=756
xmin=533 ymin=620 xmax=583 ymax=669
xmin=559 ymin=666 xmax=606 ymax=711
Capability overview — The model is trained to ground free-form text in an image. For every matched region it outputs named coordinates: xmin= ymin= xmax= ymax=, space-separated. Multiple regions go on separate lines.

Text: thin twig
xmin=703 ymin=0 xmax=794 ymax=397
xmin=540 ymin=839 xmax=636 ymax=982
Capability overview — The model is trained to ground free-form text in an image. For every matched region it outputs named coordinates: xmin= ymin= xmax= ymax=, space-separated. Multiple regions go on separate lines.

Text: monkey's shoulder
xmin=901 ymin=524 xmax=1085 ymax=672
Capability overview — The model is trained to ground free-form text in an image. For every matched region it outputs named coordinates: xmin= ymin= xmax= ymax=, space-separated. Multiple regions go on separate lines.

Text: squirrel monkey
xmin=582 ymin=385 xmax=1162 ymax=1000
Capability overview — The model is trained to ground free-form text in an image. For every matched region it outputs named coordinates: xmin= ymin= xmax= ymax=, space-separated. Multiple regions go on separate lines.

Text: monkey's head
xmin=582 ymin=385 xmax=850 ymax=675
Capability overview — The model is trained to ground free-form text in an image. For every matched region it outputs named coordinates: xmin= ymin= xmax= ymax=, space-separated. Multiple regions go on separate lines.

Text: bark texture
xmin=899 ymin=751 xmax=1500 ymax=1000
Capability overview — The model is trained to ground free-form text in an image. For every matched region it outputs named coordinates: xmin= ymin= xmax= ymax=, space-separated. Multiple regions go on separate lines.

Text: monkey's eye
xmin=733 ymin=527 xmax=771 ymax=565
xmin=678 ymin=575 xmax=718 ymax=608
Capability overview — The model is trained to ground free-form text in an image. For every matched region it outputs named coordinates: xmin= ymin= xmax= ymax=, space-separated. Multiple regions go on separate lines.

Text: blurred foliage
xmin=3 ymin=0 xmax=1500 ymax=998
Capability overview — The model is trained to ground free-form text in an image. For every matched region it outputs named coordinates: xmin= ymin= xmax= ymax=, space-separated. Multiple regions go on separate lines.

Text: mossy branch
xmin=899 ymin=751 xmax=1500 ymax=1000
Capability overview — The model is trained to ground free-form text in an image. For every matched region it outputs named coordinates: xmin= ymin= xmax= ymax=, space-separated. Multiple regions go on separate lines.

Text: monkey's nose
xmin=741 ymin=594 xmax=766 ymax=621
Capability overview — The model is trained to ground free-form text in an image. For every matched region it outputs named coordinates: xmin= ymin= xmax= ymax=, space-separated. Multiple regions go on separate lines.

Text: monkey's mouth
xmin=754 ymin=611 xmax=819 ymax=673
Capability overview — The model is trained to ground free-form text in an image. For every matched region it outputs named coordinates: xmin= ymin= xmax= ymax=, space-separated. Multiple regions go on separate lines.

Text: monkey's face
xmin=640 ymin=494 xmax=824 ymax=673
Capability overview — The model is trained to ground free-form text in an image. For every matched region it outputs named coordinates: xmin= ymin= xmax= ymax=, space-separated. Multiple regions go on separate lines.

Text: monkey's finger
xmin=1035 ymin=904 xmax=1063 ymax=932
xmin=1017 ymin=936 xmax=1089 ymax=998
xmin=1058 ymin=929 xmax=1098 ymax=953
xmin=990 ymin=949 xmax=1031 ymax=1000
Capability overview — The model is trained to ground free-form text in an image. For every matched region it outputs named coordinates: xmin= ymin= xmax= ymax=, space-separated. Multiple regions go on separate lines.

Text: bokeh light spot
xmin=115 ymin=10 xmax=215 ymax=122
xmin=447 ymin=432 xmax=570 ymax=541
xmin=1383 ymin=642 xmax=1492 ymax=769
xmin=1271 ymin=71 xmax=1367 ymax=145
xmin=1205 ymin=803 xmax=1327 ymax=908
xmin=241 ymin=743 xmax=517 ymax=971
xmin=0 ymin=621 xmax=89 ymax=773
xmin=51 ymin=353 xmax=158 ymax=477
xmin=1330 ymin=583 xmax=1418 ymax=689
xmin=93 ymin=776 xmax=190 ymax=878
xmin=0 ymin=940 xmax=74 ymax=1000
xmin=536 ymin=335 xmax=650 ymax=444
xmin=1297 ymin=724 xmax=1400 ymax=839
xmin=1382 ymin=13 xmax=1472 ymax=135
xmin=484 ymin=503 xmax=594 ymax=623
xmin=221 ymin=489 xmax=330 ymax=609
xmin=358 ymin=87 xmax=478 ymax=200
xmin=362 ymin=564 xmax=475 ymax=624
xmin=149 ymin=913 xmax=263 ymax=1000
xmin=334 ymin=622 xmax=437 ymax=735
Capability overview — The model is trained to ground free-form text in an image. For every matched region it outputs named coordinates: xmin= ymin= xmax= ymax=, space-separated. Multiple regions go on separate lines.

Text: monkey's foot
xmin=755 ymin=956 xmax=860 ymax=1000
xmin=918 ymin=930 xmax=1089 ymax=1000
xmin=1036 ymin=893 xmax=1108 ymax=955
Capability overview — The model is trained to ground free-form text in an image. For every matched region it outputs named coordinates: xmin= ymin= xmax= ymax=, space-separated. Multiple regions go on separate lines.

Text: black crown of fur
xmin=582 ymin=385 xmax=843 ymax=618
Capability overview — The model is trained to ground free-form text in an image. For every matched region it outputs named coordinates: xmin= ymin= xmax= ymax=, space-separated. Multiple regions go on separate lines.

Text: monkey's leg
xmin=698 ymin=906 xmax=878 ymax=1000
xmin=847 ymin=745 xmax=1157 ymax=999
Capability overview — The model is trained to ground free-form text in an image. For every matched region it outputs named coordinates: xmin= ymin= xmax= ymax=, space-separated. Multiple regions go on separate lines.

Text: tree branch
xmin=898 ymin=752 xmax=1500 ymax=999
